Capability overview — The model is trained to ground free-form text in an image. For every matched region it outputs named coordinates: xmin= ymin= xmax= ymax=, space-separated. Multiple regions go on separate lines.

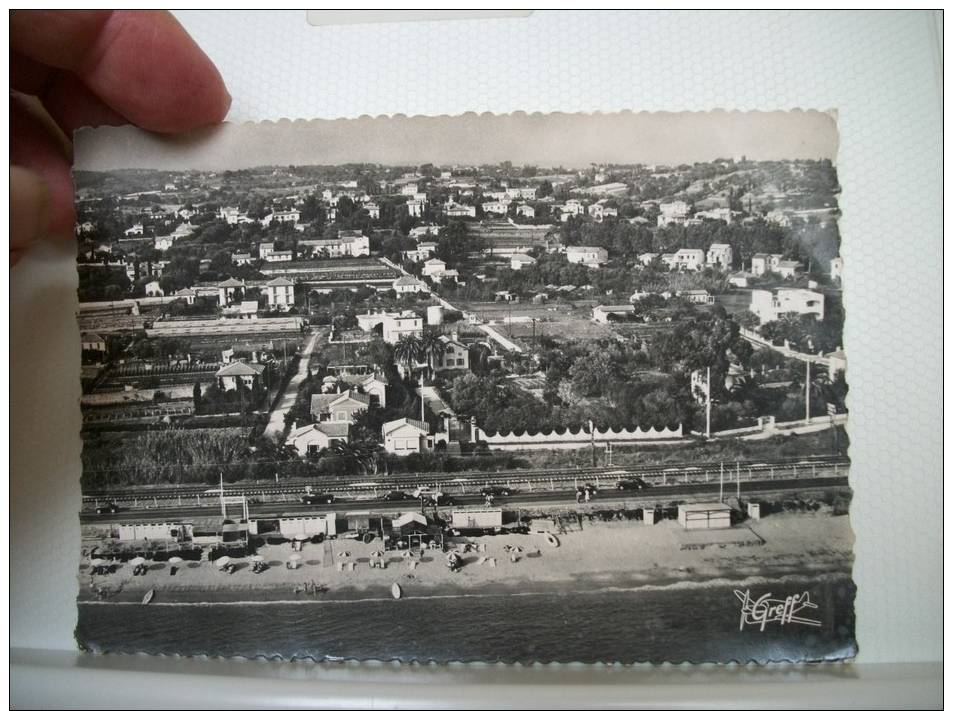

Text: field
xmin=454 ymin=300 xmax=614 ymax=343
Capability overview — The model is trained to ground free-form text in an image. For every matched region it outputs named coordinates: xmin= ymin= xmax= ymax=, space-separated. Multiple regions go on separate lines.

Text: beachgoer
xmin=584 ymin=489 xmax=591 ymax=503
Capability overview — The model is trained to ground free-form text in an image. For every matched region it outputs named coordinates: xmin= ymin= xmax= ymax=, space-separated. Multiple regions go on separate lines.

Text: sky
xmin=74 ymin=110 xmax=838 ymax=172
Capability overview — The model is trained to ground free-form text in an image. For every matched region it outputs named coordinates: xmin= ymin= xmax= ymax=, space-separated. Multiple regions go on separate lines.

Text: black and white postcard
xmin=72 ymin=110 xmax=854 ymax=663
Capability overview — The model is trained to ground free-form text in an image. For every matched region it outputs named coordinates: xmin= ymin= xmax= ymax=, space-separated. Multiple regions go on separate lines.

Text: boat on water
xmin=391 ymin=583 xmax=402 ymax=600
xmin=142 ymin=589 xmax=155 ymax=605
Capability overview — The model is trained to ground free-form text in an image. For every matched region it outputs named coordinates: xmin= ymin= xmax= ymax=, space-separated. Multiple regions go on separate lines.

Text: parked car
xmin=616 ymin=478 xmax=650 ymax=491
xmin=382 ymin=490 xmax=414 ymax=501
xmin=95 ymin=502 xmax=121 ymax=514
xmin=480 ymin=485 xmax=514 ymax=497
xmin=300 ymin=492 xmax=335 ymax=505
xmin=412 ymin=486 xmax=441 ymax=499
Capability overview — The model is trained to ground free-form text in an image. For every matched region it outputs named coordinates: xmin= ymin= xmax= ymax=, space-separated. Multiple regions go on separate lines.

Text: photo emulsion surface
xmin=72 ymin=111 xmax=855 ymax=663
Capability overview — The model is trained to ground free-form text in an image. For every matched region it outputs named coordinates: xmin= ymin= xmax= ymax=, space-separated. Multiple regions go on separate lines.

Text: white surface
xmin=10 ymin=9 xmax=943 ymax=707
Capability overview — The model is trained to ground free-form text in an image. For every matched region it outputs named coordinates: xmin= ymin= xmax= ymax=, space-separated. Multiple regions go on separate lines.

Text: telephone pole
xmin=705 ymin=365 xmax=712 ymax=439
xmin=804 ymin=359 xmax=811 ymax=424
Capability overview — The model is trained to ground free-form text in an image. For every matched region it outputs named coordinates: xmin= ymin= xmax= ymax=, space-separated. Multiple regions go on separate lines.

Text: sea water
xmin=76 ymin=576 xmax=856 ymax=663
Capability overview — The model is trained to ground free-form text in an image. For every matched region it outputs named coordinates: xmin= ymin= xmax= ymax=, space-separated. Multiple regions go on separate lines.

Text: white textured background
xmin=11 ymin=8 xmax=942 ymax=701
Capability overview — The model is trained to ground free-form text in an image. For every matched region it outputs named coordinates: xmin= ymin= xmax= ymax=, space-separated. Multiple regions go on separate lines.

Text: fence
xmin=473 ymin=424 xmax=684 ymax=450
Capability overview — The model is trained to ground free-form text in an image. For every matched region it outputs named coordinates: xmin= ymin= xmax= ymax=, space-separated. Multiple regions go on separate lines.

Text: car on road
xmin=95 ymin=502 xmax=121 ymax=514
xmin=616 ymin=477 xmax=650 ymax=491
xmin=480 ymin=485 xmax=514 ymax=497
xmin=300 ymin=492 xmax=335 ymax=505
xmin=381 ymin=490 xmax=415 ymax=502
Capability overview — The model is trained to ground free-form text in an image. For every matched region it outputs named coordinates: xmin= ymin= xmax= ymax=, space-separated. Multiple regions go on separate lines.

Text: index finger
xmin=11 ymin=10 xmax=230 ymax=133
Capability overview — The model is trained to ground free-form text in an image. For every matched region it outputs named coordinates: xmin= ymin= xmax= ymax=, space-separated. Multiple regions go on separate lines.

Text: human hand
xmin=10 ymin=10 xmax=230 ymax=265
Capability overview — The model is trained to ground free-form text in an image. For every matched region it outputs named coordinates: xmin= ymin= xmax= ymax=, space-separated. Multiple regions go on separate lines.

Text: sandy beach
xmin=78 ymin=511 xmax=854 ymax=605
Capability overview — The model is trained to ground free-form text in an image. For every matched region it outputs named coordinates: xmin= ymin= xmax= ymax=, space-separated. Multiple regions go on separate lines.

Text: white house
xmin=728 ymin=272 xmax=751 ymax=288
xmin=830 ymin=256 xmax=844 ymax=282
xmin=510 ymin=254 xmax=537 ymax=271
xmin=775 ymin=260 xmax=802 ymax=279
xmin=516 ymin=204 xmax=535 ymax=219
xmin=434 ymin=335 xmax=469 ymax=371
xmin=445 ymin=203 xmax=476 ymax=218
xmin=393 ymin=276 xmax=428 ymax=294
xmin=587 ymin=202 xmax=605 ymax=221
xmin=285 ymin=422 xmax=350 ymax=457
xmin=592 ymin=304 xmax=635 ymax=323
xmin=154 ymin=235 xmax=174 ymax=251
xmin=406 ymin=199 xmax=426 ymax=218
xmin=265 ymin=277 xmax=295 ymax=310
xmin=637 ymin=252 xmax=659 ymax=267
xmin=124 ymin=223 xmax=144 ymax=236
xmin=217 ymin=277 xmax=245 ymax=306
xmin=311 ymin=390 xmax=370 ymax=424
xmin=215 ymin=360 xmax=265 ymax=391
xmin=237 ymin=300 xmax=259 ymax=320
xmin=339 ymin=371 xmax=388 ymax=408
xmin=259 ymin=242 xmax=275 ymax=260
xmin=174 ymin=287 xmax=196 ymax=304
xmin=750 ymin=288 xmax=825 ymax=324
xmin=706 ymin=243 xmax=733 ymax=269
xmin=672 ymin=248 xmax=705 ymax=271
xmin=264 ymin=250 xmax=293 ymax=263
xmin=422 ymin=258 xmax=448 ymax=278
xmin=272 ymin=209 xmax=300 ymax=224
xmin=750 ymin=253 xmax=783 ymax=277
xmin=82 ymin=332 xmax=107 ymax=353
xmin=383 ymin=311 xmax=423 ymax=344
xmin=299 ymin=232 xmax=370 ymax=258
xmin=565 ymin=245 xmax=609 ymax=268
xmin=678 ymin=289 xmax=715 ymax=305
xmin=382 ymin=418 xmax=432 ymax=456
xmin=365 ymin=202 xmax=380 ymax=219
xmin=401 ymin=184 xmax=420 ymax=196
xmin=482 ymin=201 xmax=509 ymax=216
xmin=657 ymin=201 xmax=689 ymax=226
xmin=232 ymin=252 xmax=254 ymax=266
xmin=144 ymin=280 xmax=164 ymax=297
xmin=696 ymin=207 xmax=732 ymax=223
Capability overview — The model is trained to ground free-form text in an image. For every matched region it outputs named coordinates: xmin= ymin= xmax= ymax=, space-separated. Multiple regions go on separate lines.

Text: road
xmin=83 ymin=455 xmax=849 ymax=506
xmin=262 ymin=329 xmax=322 ymax=440
xmin=81 ymin=476 xmax=850 ymax=524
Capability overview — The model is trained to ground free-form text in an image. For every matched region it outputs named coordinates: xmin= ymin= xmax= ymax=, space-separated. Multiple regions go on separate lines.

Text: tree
xmin=419 ymin=328 xmax=447 ymax=379
xmin=393 ymin=333 xmax=423 ymax=376
xmin=192 ymin=381 xmax=202 ymax=414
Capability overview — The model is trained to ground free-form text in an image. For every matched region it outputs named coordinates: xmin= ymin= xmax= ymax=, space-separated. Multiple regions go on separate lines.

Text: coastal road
xmin=262 ymin=329 xmax=322 ymax=440
xmin=83 ymin=455 xmax=850 ymax=507
xmin=81 ymin=476 xmax=850 ymax=524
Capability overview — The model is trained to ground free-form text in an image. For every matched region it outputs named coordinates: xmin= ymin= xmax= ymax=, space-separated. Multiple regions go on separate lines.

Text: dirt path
xmin=263 ymin=329 xmax=321 ymax=440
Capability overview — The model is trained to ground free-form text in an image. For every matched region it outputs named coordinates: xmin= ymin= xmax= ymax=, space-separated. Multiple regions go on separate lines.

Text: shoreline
xmin=78 ymin=563 xmax=853 ymax=605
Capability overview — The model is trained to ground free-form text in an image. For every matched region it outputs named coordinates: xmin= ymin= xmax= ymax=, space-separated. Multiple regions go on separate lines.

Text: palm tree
xmin=393 ymin=333 xmax=423 ymax=377
xmin=328 ymin=439 xmax=380 ymax=477
xmin=419 ymin=328 xmax=447 ymax=379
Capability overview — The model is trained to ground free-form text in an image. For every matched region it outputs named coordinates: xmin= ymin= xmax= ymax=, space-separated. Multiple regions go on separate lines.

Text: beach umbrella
xmin=293 ymin=533 xmax=309 ymax=541
xmin=251 ymin=555 xmax=264 ymax=562
xmin=215 ymin=556 xmax=232 ymax=568
xmin=130 ymin=557 xmax=146 ymax=566
xmin=167 ymin=556 xmax=183 ymax=565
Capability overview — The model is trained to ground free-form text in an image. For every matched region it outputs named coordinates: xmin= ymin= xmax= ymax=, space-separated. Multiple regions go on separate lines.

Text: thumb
xmin=10 ymin=165 xmax=52 ymax=266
